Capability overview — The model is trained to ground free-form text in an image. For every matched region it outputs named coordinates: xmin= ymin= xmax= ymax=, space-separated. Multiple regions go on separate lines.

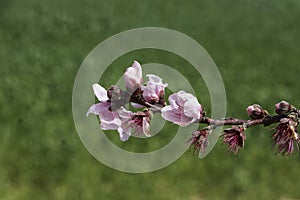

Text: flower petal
xmin=118 ymin=127 xmax=131 ymax=141
xmin=161 ymin=106 xmax=192 ymax=127
xmin=97 ymin=102 xmax=115 ymax=121
xmin=131 ymin=102 xmax=144 ymax=108
xmin=143 ymin=74 xmax=168 ymax=104
xmin=100 ymin=117 xmax=121 ymax=130
xmin=168 ymin=94 xmax=180 ymax=109
xmin=132 ymin=60 xmax=142 ymax=79
xmin=142 ymin=118 xmax=151 ymax=137
xmin=86 ymin=103 xmax=103 ymax=116
xmin=124 ymin=61 xmax=143 ymax=92
xmin=143 ymin=84 xmax=159 ymax=103
xmin=117 ymin=107 xmax=133 ymax=119
xmin=146 ymin=74 xmax=163 ymax=84
xmin=92 ymin=83 xmax=109 ymax=101
xmin=183 ymin=97 xmax=202 ymax=120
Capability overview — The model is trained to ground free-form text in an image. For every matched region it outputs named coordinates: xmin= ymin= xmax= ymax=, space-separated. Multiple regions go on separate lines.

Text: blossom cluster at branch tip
xmin=86 ymin=61 xmax=171 ymax=141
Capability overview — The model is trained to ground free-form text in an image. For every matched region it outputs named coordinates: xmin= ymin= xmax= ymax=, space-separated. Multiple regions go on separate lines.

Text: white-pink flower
xmin=86 ymin=83 xmax=110 ymax=117
xmin=87 ymin=101 xmax=121 ymax=130
xmin=86 ymin=83 xmax=130 ymax=141
xmin=143 ymin=74 xmax=168 ymax=104
xmin=87 ymin=83 xmax=152 ymax=141
xmin=124 ymin=61 xmax=143 ymax=92
xmin=161 ymin=91 xmax=203 ymax=127
xmin=117 ymin=107 xmax=151 ymax=137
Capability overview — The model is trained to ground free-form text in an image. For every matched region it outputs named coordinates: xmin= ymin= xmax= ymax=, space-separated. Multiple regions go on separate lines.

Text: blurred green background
xmin=1 ymin=0 xmax=300 ymax=199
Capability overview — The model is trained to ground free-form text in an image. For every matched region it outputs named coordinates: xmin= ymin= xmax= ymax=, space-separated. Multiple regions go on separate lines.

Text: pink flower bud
xmin=246 ymin=104 xmax=265 ymax=119
xmin=124 ymin=61 xmax=143 ymax=93
xmin=275 ymin=100 xmax=291 ymax=115
xmin=143 ymin=74 xmax=168 ymax=104
xmin=107 ymin=85 xmax=122 ymax=100
xmin=107 ymin=85 xmax=125 ymax=111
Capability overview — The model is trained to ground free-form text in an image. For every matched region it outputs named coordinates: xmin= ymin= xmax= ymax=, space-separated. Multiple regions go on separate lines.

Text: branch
xmin=200 ymin=114 xmax=284 ymax=129
xmin=87 ymin=61 xmax=300 ymax=157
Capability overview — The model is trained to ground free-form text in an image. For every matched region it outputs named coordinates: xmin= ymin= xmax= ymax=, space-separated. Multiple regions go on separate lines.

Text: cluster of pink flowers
xmin=87 ymin=61 xmax=203 ymax=141
xmin=87 ymin=60 xmax=300 ymax=157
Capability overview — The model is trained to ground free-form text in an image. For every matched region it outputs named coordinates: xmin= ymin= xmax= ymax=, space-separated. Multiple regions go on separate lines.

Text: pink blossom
xmin=143 ymin=74 xmax=168 ymax=104
xmin=161 ymin=91 xmax=203 ymax=127
xmin=87 ymin=83 xmax=152 ymax=140
xmin=86 ymin=83 xmax=110 ymax=117
xmin=86 ymin=83 xmax=131 ymax=141
xmin=87 ymin=101 xmax=121 ymax=130
xmin=117 ymin=108 xmax=151 ymax=137
xmin=115 ymin=107 xmax=134 ymax=141
xmin=124 ymin=61 xmax=143 ymax=93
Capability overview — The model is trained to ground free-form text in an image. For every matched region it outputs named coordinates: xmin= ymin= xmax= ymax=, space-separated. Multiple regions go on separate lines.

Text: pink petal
xmin=97 ymin=102 xmax=115 ymax=121
xmin=86 ymin=101 xmax=118 ymax=122
xmin=146 ymin=74 xmax=163 ymax=84
xmin=118 ymin=127 xmax=131 ymax=141
xmin=132 ymin=61 xmax=142 ymax=79
xmin=86 ymin=103 xmax=103 ymax=116
xmin=183 ymin=97 xmax=202 ymax=120
xmin=168 ymin=94 xmax=180 ymax=109
xmin=117 ymin=107 xmax=133 ymax=119
xmin=161 ymin=106 xmax=192 ymax=127
xmin=92 ymin=83 xmax=108 ymax=102
xmin=100 ymin=117 xmax=121 ymax=130
xmin=124 ymin=61 xmax=143 ymax=92
xmin=131 ymin=102 xmax=144 ymax=108
xmin=142 ymin=118 xmax=150 ymax=137
xmin=143 ymin=84 xmax=159 ymax=102
xmin=177 ymin=90 xmax=195 ymax=101
xmin=143 ymin=74 xmax=168 ymax=103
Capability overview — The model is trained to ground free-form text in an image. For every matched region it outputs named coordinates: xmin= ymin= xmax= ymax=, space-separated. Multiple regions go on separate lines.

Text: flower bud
xmin=275 ymin=100 xmax=291 ymax=115
xmin=107 ymin=85 xmax=122 ymax=101
xmin=143 ymin=74 xmax=168 ymax=104
xmin=124 ymin=61 xmax=143 ymax=93
xmin=246 ymin=104 xmax=265 ymax=119
xmin=107 ymin=85 xmax=124 ymax=111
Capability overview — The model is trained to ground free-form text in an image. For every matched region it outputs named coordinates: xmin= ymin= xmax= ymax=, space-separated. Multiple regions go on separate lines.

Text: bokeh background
xmin=1 ymin=0 xmax=300 ymax=199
